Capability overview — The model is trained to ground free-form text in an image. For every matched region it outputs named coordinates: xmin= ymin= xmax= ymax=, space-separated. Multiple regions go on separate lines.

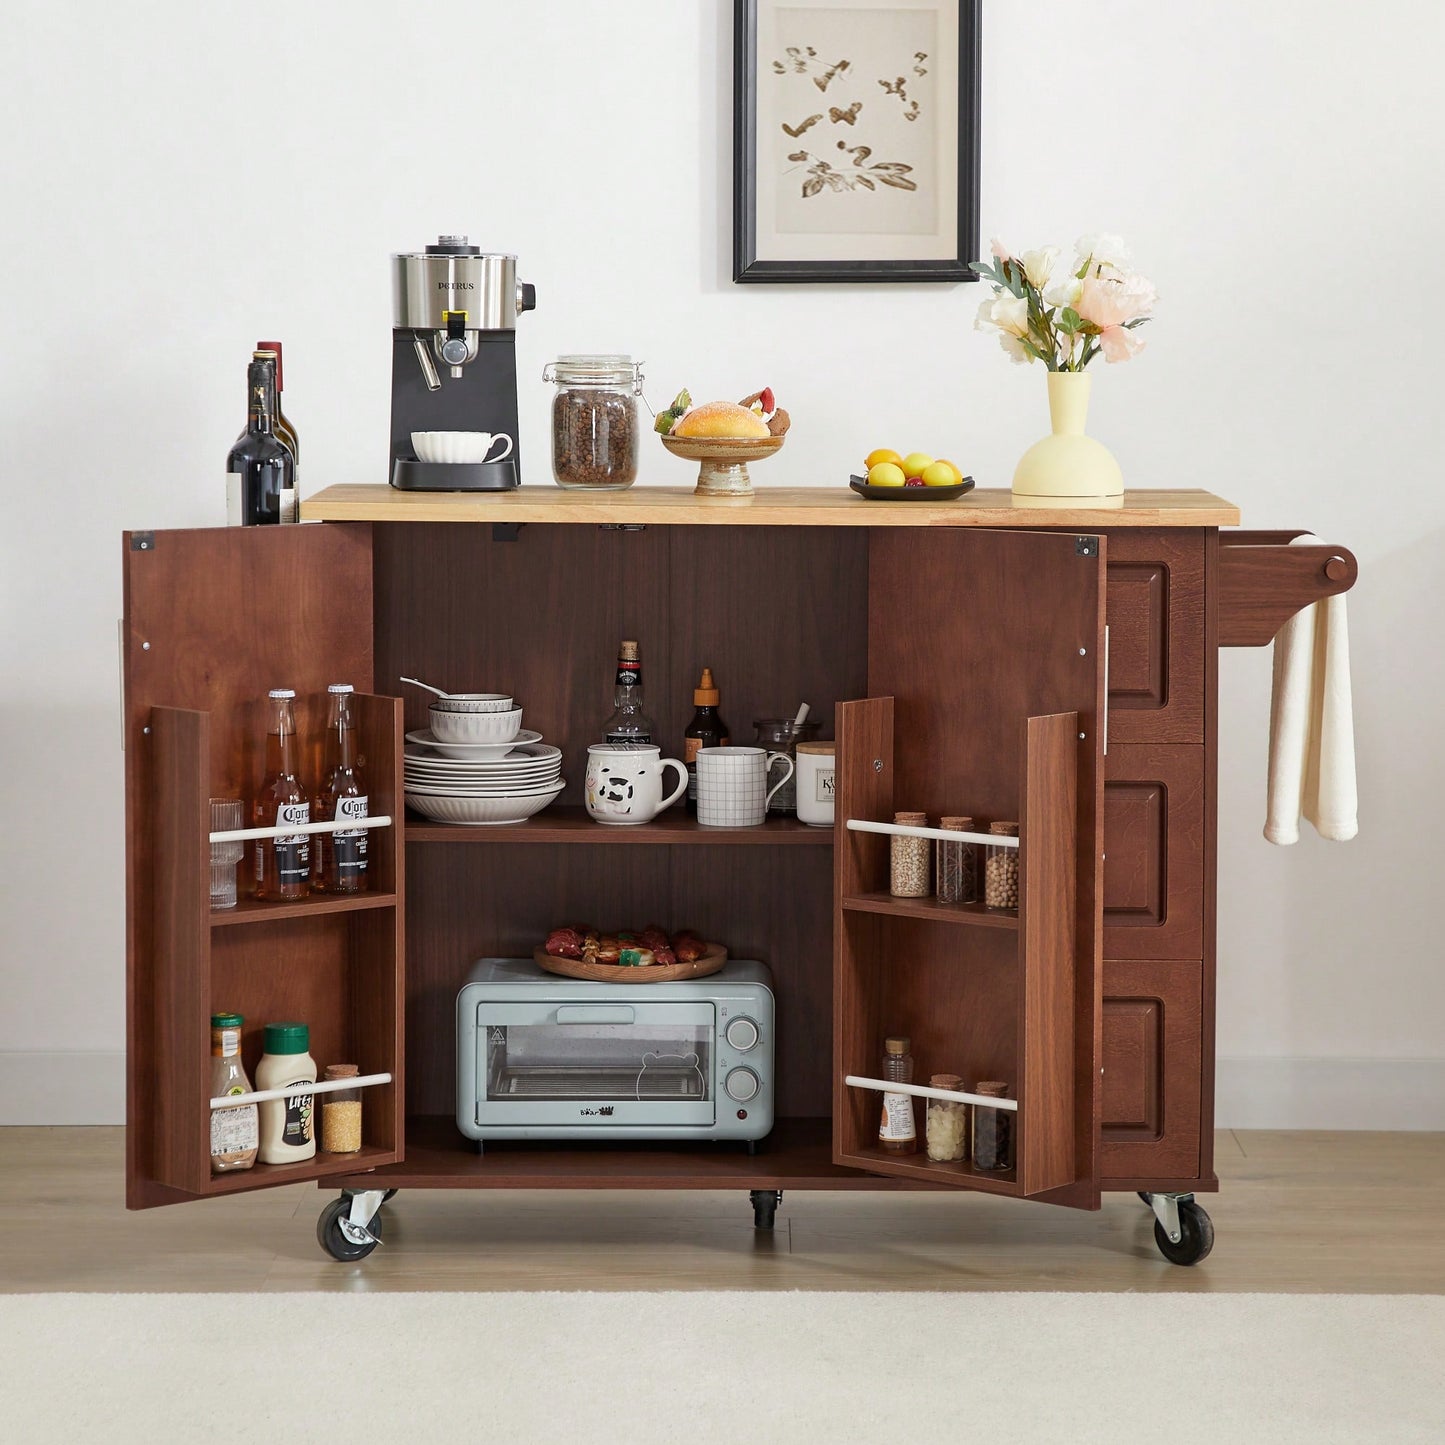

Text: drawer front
xmin=1100 ymin=959 xmax=1203 ymax=1179
xmin=1103 ymin=744 xmax=1205 ymax=960
xmin=1105 ymin=530 xmax=1205 ymax=744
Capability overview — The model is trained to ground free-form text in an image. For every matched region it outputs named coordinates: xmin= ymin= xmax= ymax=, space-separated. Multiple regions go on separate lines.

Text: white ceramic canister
xmin=585 ymin=743 xmax=688 ymax=825
xmin=794 ymin=741 xmax=836 ymax=827
xmin=256 ymin=1021 xmax=317 ymax=1164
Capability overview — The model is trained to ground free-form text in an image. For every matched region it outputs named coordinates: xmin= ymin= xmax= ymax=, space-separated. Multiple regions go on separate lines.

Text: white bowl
xmin=427 ymin=693 xmax=514 ymax=714
xmin=428 ymin=705 xmax=522 ymax=744
xmin=412 ymin=432 xmax=499 ymax=465
xmin=404 ymin=781 xmax=564 ymax=826
xmin=406 ymin=728 xmax=540 ymax=760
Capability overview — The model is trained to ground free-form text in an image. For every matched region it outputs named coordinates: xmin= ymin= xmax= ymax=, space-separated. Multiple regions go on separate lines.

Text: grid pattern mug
xmin=696 ymin=747 xmax=795 ymax=827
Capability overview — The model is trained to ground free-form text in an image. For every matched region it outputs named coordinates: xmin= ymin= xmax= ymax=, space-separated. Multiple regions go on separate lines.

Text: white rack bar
xmin=210 ymin=1071 xmax=393 ymax=1111
xmin=844 ymin=1075 xmax=1018 ymax=1112
xmin=208 ymin=816 xmax=393 ymax=845
xmin=845 ymin=818 xmax=1018 ymax=849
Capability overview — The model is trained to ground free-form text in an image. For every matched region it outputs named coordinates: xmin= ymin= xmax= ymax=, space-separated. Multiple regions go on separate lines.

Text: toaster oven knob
xmin=724 ymin=1016 xmax=760 ymax=1052
xmin=724 ymin=1066 xmax=760 ymax=1103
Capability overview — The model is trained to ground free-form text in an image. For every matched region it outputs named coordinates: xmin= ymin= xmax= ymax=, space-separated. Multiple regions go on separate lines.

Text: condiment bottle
xmin=256 ymin=1021 xmax=317 ymax=1164
xmin=925 ymin=1072 xmax=968 ymax=1162
xmin=600 ymin=640 xmax=656 ymax=744
xmin=253 ymin=688 xmax=309 ymax=901
xmin=683 ymin=668 xmax=730 ymax=813
xmin=320 ymin=1063 xmax=362 ymax=1154
xmin=313 ymin=683 xmax=369 ymax=894
xmin=890 ymin=812 xmax=930 ymax=897
xmin=209 ymin=1012 xmax=257 ymax=1174
xmin=972 ymin=1080 xmax=1014 ymax=1171
xmin=878 ymin=1036 xmax=918 ymax=1154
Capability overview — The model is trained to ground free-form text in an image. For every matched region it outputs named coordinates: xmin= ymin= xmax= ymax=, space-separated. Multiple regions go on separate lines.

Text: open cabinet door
xmin=833 ymin=528 xmax=1105 ymax=1209
xmin=123 ymin=525 xmax=404 ymax=1208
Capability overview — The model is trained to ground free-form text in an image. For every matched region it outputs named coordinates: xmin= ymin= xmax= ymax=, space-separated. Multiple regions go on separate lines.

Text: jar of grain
xmin=984 ymin=820 xmax=1020 ymax=911
xmin=543 ymin=354 xmax=643 ymax=490
xmin=935 ymin=815 xmax=978 ymax=904
xmin=320 ymin=1063 xmax=362 ymax=1154
xmin=889 ymin=811 xmax=930 ymax=897
xmin=925 ymin=1073 xmax=968 ymax=1162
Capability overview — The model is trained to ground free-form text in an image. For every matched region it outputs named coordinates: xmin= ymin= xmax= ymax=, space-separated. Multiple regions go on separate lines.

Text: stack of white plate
xmin=404 ymin=740 xmax=564 ymax=826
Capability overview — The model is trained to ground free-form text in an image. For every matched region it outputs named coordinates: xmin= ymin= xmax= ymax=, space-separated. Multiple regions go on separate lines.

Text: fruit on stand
xmin=862 ymin=449 xmax=965 ymax=488
xmin=657 ymin=387 xmax=791 ymax=439
xmin=867 ymin=461 xmax=907 ymax=487
xmin=653 ymin=388 xmax=693 ymax=434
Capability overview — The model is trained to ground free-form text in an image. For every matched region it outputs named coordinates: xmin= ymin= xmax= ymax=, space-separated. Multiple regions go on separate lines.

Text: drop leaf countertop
xmin=301 ymin=484 xmax=1241 ymax=529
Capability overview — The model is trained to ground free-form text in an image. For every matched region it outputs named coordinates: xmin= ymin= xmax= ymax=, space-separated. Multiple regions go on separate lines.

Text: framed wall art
xmin=733 ymin=0 xmax=980 ymax=283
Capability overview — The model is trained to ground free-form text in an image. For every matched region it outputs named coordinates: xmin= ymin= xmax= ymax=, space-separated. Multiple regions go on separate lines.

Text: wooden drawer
xmin=1104 ymin=530 xmax=1205 ymax=743
xmin=1100 ymin=959 xmax=1203 ymax=1180
xmin=1103 ymin=744 xmax=1204 ymax=960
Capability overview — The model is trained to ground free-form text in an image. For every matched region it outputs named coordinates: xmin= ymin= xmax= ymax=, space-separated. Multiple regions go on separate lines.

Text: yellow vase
xmin=1011 ymin=371 xmax=1124 ymax=499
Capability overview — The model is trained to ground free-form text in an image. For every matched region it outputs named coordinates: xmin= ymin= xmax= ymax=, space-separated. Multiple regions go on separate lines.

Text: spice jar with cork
xmin=925 ymin=1073 xmax=969 ymax=1162
xmin=984 ymin=821 xmax=1020 ymax=911
xmin=935 ymin=816 xmax=978 ymax=904
xmin=320 ymin=1063 xmax=362 ymax=1154
xmin=971 ymin=1080 xmax=1014 ymax=1171
xmin=890 ymin=811 xmax=931 ymax=897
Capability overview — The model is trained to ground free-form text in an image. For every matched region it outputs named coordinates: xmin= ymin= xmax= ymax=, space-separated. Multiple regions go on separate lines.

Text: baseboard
xmin=1215 ymin=1057 xmax=1445 ymax=1130
xmin=0 ymin=1052 xmax=126 ymax=1125
xmin=1 ymin=1052 xmax=1442 ymax=1129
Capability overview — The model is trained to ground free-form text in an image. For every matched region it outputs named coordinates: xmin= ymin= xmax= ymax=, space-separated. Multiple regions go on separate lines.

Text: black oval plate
xmin=849 ymin=474 xmax=975 ymax=501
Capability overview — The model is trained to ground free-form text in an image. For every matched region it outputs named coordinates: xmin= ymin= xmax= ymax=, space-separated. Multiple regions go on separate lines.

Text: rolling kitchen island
xmin=121 ymin=486 xmax=1356 ymax=1264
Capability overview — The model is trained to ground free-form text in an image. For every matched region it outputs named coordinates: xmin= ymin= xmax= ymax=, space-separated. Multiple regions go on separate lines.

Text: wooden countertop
xmin=302 ymin=484 xmax=1240 ymax=528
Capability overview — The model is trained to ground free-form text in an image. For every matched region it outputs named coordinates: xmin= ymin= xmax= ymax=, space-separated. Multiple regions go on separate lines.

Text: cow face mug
xmin=585 ymin=744 xmax=690 ymax=826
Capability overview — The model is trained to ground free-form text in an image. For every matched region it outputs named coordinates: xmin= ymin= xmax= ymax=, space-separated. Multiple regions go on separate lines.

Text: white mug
xmin=410 ymin=430 xmax=514 ymax=465
xmin=585 ymin=744 xmax=688 ymax=825
xmin=696 ymin=746 xmax=795 ymax=828
xmin=794 ymin=742 xmax=836 ymax=827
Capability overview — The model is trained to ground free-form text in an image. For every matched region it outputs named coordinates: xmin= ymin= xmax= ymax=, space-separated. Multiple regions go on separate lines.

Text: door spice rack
xmin=121 ymin=488 xmax=1355 ymax=1264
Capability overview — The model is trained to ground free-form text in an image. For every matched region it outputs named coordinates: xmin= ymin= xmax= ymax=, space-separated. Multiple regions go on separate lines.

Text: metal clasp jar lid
xmin=543 ymin=354 xmax=644 ymax=391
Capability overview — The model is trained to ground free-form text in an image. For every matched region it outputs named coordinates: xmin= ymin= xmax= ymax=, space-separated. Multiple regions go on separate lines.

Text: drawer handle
xmin=554 ymin=1005 xmax=636 ymax=1025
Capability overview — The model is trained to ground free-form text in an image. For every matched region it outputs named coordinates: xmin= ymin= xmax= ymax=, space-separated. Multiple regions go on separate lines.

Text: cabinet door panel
xmin=1100 ymin=959 xmax=1203 ymax=1180
xmin=1105 ymin=530 xmax=1205 ymax=743
xmin=1103 ymin=744 xmax=1204 ymax=960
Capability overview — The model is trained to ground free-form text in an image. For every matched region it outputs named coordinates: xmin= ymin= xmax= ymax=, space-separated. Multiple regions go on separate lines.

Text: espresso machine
xmin=389 ymin=235 xmax=536 ymax=490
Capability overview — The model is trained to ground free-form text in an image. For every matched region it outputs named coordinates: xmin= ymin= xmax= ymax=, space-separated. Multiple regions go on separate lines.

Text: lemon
xmin=865 ymin=447 xmax=903 ymax=470
xmin=935 ymin=458 xmax=965 ymax=484
xmin=867 ymin=461 xmax=906 ymax=487
xmin=921 ymin=461 xmax=957 ymax=487
xmin=901 ymin=451 xmax=934 ymax=480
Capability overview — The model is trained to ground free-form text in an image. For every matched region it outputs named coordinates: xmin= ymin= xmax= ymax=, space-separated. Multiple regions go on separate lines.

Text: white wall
xmin=2 ymin=0 xmax=1441 ymax=1127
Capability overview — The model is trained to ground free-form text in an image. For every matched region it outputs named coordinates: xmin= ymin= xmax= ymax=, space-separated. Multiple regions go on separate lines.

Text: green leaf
xmin=1061 ymin=307 xmax=1081 ymax=330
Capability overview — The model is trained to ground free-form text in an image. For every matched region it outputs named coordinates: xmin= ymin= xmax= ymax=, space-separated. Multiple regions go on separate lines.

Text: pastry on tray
xmin=542 ymin=924 xmax=708 ymax=968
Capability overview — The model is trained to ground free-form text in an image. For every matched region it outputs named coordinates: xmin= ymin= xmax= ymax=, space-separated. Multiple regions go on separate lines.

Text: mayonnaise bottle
xmin=256 ymin=1021 xmax=317 ymax=1164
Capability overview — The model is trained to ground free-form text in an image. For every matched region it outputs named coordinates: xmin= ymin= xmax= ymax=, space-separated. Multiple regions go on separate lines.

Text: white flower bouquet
xmin=971 ymin=235 xmax=1157 ymax=370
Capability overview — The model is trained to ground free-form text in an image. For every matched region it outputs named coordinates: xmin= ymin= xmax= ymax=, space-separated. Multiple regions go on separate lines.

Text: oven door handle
xmin=553 ymin=1005 xmax=637 ymax=1025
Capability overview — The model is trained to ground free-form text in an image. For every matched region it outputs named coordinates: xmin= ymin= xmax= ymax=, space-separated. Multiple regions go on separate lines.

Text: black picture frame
xmin=733 ymin=0 xmax=980 ymax=284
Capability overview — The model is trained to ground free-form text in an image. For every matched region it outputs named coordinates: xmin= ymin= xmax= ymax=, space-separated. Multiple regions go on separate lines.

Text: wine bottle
xmin=226 ymin=355 xmax=295 ymax=526
xmin=599 ymin=640 xmax=656 ymax=744
xmin=256 ymin=340 xmax=299 ymax=466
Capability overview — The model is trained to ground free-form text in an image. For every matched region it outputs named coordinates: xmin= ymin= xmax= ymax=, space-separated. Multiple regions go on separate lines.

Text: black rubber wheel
xmin=317 ymin=1197 xmax=383 ymax=1262
xmin=382 ymin=1188 xmax=399 ymax=1204
xmin=749 ymin=1189 xmax=782 ymax=1230
xmin=1153 ymin=1200 xmax=1214 ymax=1266
xmin=1137 ymin=1191 xmax=1154 ymax=1205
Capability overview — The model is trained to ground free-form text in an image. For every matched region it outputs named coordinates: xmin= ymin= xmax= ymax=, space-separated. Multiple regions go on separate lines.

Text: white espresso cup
xmin=794 ymin=741 xmax=836 ymax=827
xmin=696 ymin=746 xmax=795 ymax=828
xmin=585 ymin=744 xmax=688 ymax=825
xmin=410 ymin=430 xmax=515 ymax=465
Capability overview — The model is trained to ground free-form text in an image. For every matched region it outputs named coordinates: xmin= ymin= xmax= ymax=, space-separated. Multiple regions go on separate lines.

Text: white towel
xmin=1264 ymin=538 xmax=1357 ymax=844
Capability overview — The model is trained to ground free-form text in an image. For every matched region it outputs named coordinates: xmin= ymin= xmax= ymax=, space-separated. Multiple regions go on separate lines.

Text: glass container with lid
xmin=752 ymin=717 xmax=821 ymax=814
xmin=544 ymin=354 xmax=644 ymax=491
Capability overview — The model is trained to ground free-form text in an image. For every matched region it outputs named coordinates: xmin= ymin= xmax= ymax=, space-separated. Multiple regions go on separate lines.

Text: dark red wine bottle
xmin=226 ymin=356 xmax=295 ymax=526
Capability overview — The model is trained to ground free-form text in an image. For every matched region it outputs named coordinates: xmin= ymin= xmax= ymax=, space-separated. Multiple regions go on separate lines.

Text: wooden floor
xmin=3 ymin=1128 xmax=1442 ymax=1292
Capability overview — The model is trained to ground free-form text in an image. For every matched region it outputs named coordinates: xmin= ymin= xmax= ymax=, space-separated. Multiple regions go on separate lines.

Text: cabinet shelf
xmin=404 ymin=806 xmax=834 ymax=846
xmin=210 ymin=892 xmax=399 ymax=928
xmin=841 ymin=892 xmax=1019 ymax=929
xmin=203 ymin=1143 xmax=399 ymax=1196
xmin=839 ymin=1146 xmax=1019 ymax=1195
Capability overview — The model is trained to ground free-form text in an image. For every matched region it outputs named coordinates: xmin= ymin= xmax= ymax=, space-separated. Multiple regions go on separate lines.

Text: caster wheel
xmin=749 ymin=1189 xmax=782 ymax=1230
xmin=1153 ymin=1200 xmax=1214 ymax=1266
xmin=382 ymin=1189 xmax=399 ymax=1204
xmin=1137 ymin=1191 xmax=1153 ymax=1205
xmin=317 ymin=1197 xmax=383 ymax=1262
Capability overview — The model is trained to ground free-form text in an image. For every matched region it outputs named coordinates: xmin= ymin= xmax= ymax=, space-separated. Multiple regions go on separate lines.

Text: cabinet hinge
xmin=1075 ymin=535 xmax=1099 ymax=557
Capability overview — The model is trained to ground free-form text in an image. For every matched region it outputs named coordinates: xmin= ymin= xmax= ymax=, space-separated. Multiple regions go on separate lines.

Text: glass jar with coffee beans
xmin=544 ymin=354 xmax=643 ymax=491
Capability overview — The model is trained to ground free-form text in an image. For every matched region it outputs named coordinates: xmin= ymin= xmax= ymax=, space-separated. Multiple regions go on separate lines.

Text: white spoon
xmin=401 ymin=676 xmax=453 ymax=699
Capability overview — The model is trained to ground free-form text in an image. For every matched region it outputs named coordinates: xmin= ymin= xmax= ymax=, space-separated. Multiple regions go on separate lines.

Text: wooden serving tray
xmin=533 ymin=944 xmax=728 ymax=985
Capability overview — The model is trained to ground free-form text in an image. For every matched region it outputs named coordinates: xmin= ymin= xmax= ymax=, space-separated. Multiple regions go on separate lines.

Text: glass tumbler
xmin=209 ymin=798 xmax=244 ymax=910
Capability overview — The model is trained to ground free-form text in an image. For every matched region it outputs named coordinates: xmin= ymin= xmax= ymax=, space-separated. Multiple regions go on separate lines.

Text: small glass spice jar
xmin=543 ymin=354 xmax=644 ymax=491
xmin=984 ymin=820 xmax=1020 ymax=911
xmin=925 ymin=1073 xmax=969 ymax=1163
xmin=935 ymin=815 xmax=978 ymax=904
xmin=971 ymin=1080 xmax=1014 ymax=1171
xmin=320 ymin=1063 xmax=362 ymax=1155
xmin=890 ymin=811 xmax=931 ymax=897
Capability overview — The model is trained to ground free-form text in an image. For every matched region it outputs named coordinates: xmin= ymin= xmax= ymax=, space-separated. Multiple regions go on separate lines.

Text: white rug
xmin=1 ymin=1292 xmax=1440 ymax=1442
